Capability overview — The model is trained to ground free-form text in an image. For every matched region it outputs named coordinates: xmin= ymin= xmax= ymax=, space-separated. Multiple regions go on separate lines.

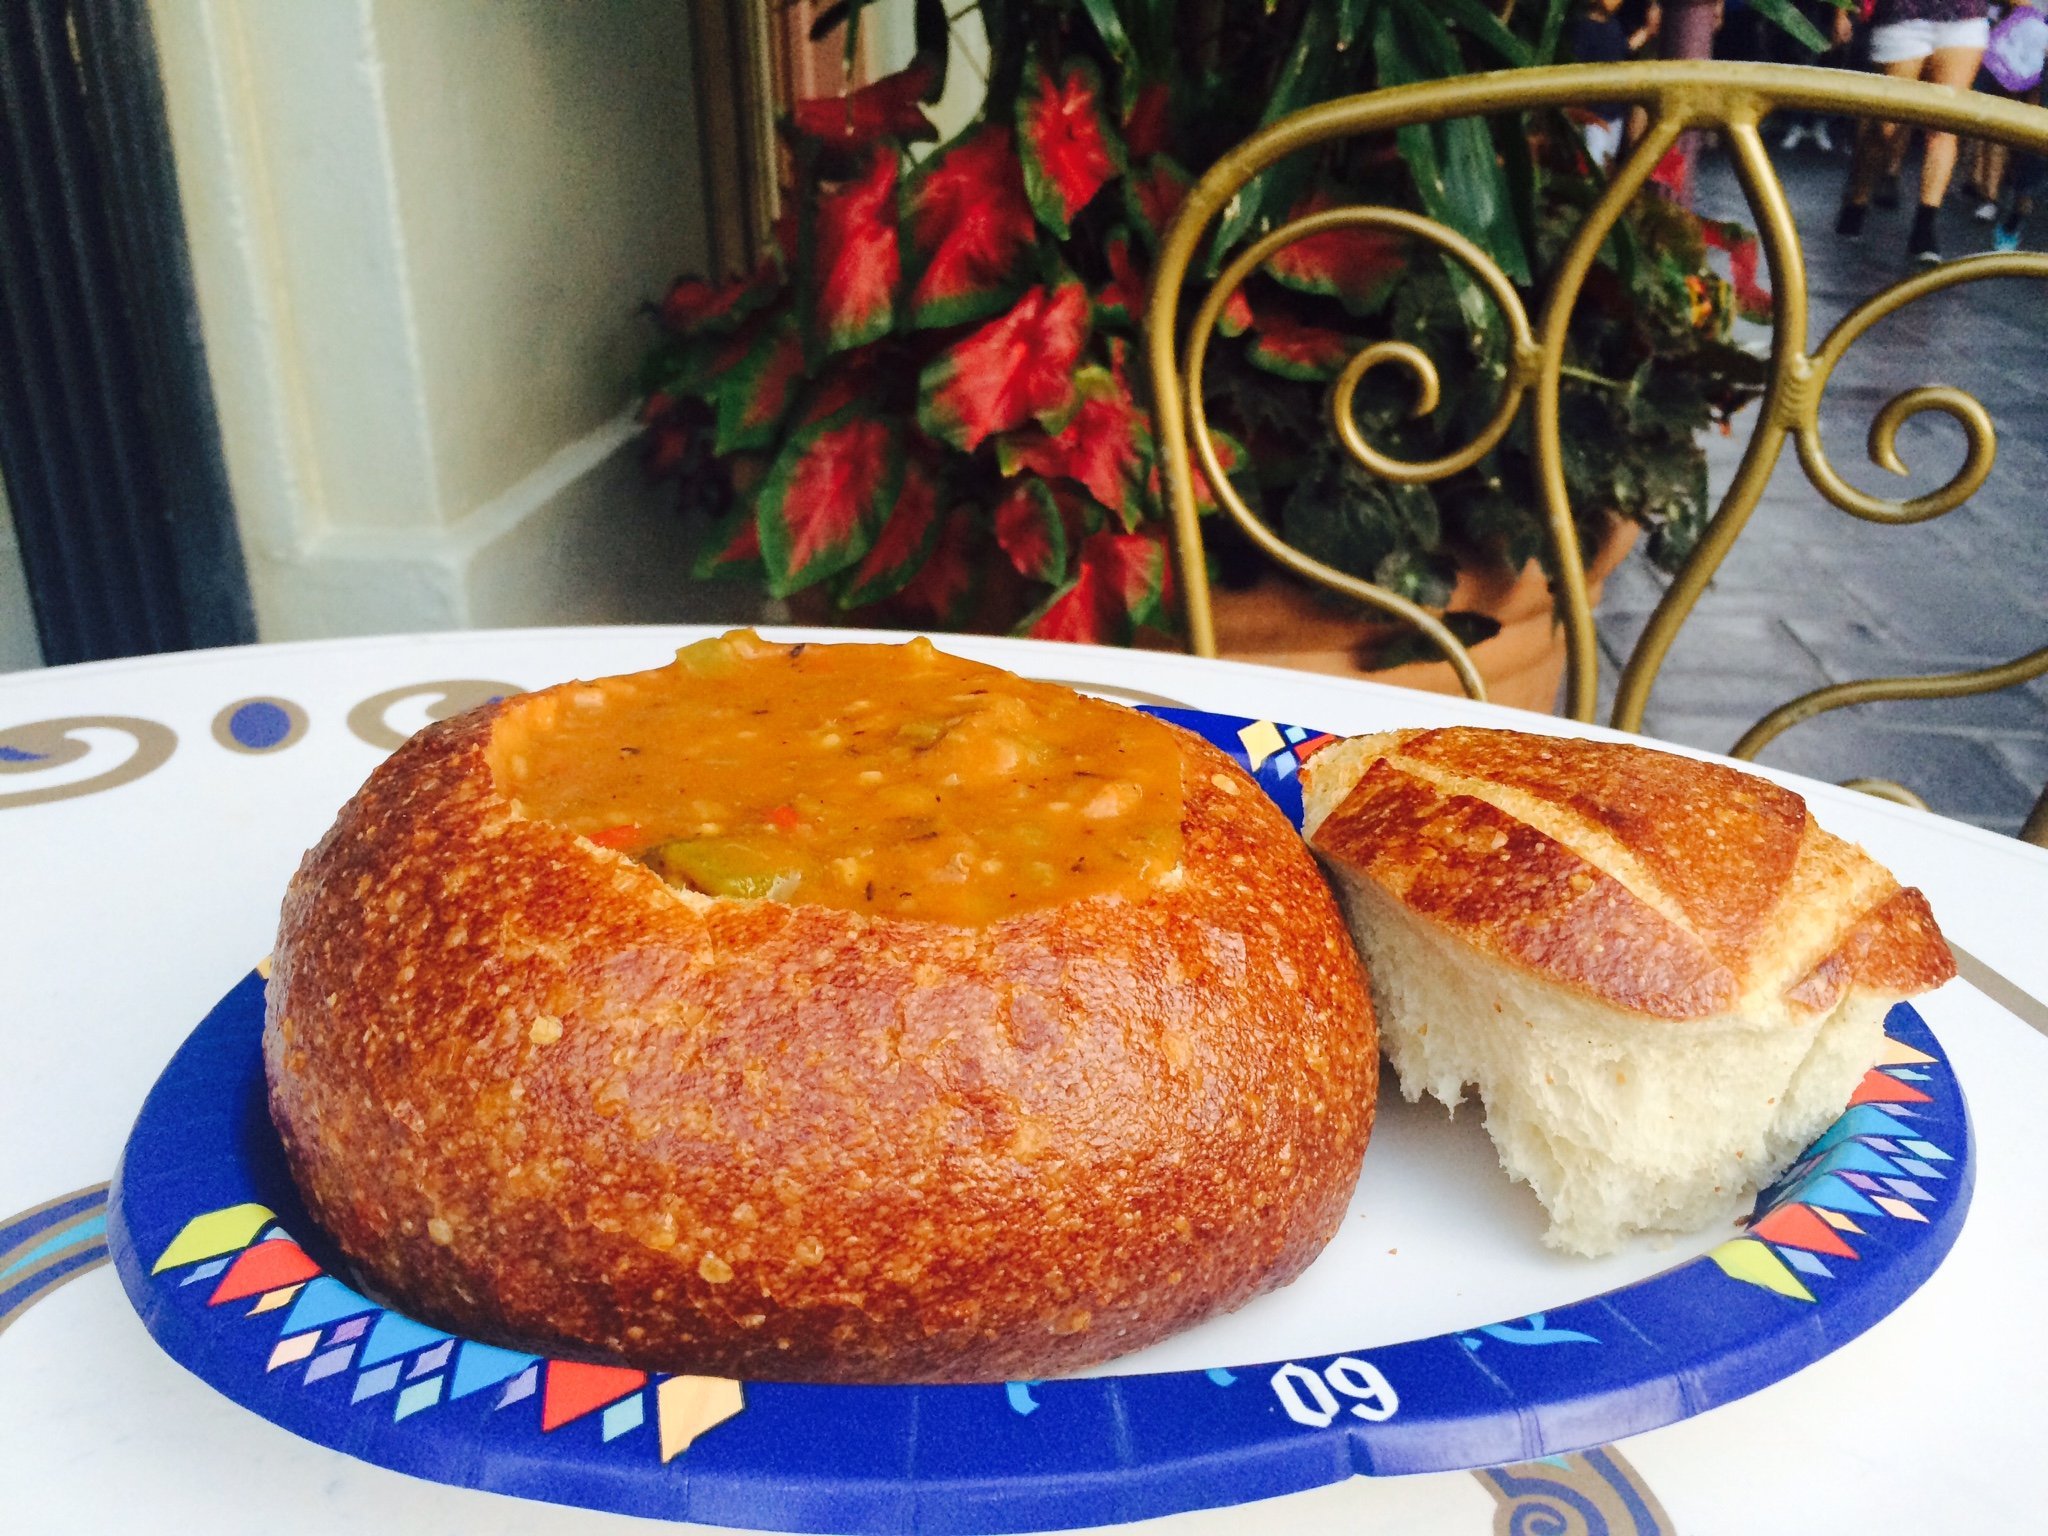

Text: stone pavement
xmin=1592 ymin=141 xmax=2048 ymax=838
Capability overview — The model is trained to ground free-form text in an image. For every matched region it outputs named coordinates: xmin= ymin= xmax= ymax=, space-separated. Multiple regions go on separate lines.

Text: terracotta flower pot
xmin=1210 ymin=519 xmax=1641 ymax=716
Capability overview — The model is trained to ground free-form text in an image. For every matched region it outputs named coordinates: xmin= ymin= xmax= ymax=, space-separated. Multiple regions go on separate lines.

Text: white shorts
xmin=1868 ymin=16 xmax=1992 ymax=63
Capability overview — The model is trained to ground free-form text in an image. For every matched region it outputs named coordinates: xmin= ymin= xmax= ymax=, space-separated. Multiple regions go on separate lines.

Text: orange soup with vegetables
xmin=490 ymin=632 xmax=1186 ymax=926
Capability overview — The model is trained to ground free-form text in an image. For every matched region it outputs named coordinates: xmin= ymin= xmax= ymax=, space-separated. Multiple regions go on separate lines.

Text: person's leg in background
xmin=1996 ymin=143 xmax=2042 ymax=247
xmin=1999 ymin=83 xmax=2044 ymax=248
xmin=1910 ymin=41 xmax=1993 ymax=258
xmin=1842 ymin=43 xmax=1934 ymax=237
xmin=1777 ymin=0 xmax=1845 ymax=148
xmin=1968 ymin=135 xmax=2009 ymax=213
xmin=1965 ymin=72 xmax=2011 ymax=216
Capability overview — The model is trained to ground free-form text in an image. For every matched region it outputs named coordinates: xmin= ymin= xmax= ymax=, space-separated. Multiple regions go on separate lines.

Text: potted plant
xmin=638 ymin=0 xmax=1772 ymax=692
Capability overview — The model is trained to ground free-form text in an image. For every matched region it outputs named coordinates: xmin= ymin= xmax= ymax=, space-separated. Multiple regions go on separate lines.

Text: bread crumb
xmin=698 ymin=1252 xmax=735 ymax=1284
xmin=427 ymin=1217 xmax=454 ymax=1246
xmin=793 ymin=1236 xmax=825 ymax=1266
xmin=1208 ymin=773 xmax=1241 ymax=796
xmin=529 ymin=1014 xmax=563 ymax=1045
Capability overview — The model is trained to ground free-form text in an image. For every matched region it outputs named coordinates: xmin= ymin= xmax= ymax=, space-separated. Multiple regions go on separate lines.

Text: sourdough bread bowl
xmin=265 ymin=633 xmax=1377 ymax=1382
xmin=1301 ymin=727 xmax=1953 ymax=1256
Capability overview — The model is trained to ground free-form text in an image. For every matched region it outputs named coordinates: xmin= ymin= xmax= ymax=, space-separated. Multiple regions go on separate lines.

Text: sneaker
xmin=1814 ymin=122 xmax=1835 ymax=153
xmin=1994 ymin=223 xmax=2022 ymax=253
xmin=1836 ymin=200 xmax=1869 ymax=240
xmin=1908 ymin=209 xmax=1941 ymax=265
xmin=1975 ymin=199 xmax=2000 ymax=223
xmin=1782 ymin=122 xmax=1809 ymax=151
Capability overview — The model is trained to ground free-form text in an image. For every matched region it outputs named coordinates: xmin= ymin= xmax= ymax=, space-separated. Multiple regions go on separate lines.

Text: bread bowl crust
xmin=265 ymin=683 xmax=1376 ymax=1383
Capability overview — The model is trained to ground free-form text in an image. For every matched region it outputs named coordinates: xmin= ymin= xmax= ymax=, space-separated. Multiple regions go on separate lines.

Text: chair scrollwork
xmin=1148 ymin=61 xmax=2048 ymax=840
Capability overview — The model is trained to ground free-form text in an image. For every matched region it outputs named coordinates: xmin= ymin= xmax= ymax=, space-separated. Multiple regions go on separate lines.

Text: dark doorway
xmin=0 ymin=0 xmax=254 ymax=666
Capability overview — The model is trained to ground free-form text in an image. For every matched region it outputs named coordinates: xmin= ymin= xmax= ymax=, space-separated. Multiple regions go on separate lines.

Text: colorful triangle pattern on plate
xmin=1711 ymin=1035 xmax=1958 ymax=1304
xmin=149 ymin=1204 xmax=747 ymax=1453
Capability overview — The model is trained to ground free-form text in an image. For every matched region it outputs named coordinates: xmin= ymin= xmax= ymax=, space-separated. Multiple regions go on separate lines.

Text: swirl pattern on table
xmin=1477 ymin=1446 xmax=1671 ymax=1536
xmin=0 ymin=717 xmax=177 ymax=809
xmin=345 ymin=680 xmax=523 ymax=751
xmin=0 ymin=1185 xmax=111 ymax=1339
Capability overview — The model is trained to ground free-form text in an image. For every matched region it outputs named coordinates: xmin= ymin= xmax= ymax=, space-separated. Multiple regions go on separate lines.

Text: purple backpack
xmin=1985 ymin=5 xmax=2048 ymax=93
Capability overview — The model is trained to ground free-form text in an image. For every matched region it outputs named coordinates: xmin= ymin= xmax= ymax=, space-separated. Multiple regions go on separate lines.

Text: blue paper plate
xmin=109 ymin=707 xmax=1974 ymax=1534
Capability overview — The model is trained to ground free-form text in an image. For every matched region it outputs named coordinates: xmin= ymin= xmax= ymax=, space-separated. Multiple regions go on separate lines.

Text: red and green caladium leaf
xmin=709 ymin=314 xmax=806 ymax=454
xmin=1096 ymin=227 xmax=1143 ymax=326
xmin=836 ymin=449 xmax=945 ymax=609
xmin=756 ymin=405 xmax=904 ymax=596
xmin=1246 ymin=306 xmax=1356 ymax=381
xmin=658 ymin=261 xmax=779 ymax=338
xmin=993 ymin=478 xmax=1071 ymax=585
xmin=890 ymin=508 xmax=980 ymax=627
xmin=690 ymin=496 xmax=767 ymax=583
xmin=1702 ymin=220 xmax=1771 ymax=323
xmin=790 ymin=58 xmax=938 ymax=151
xmin=639 ymin=391 xmax=692 ymax=477
xmin=1147 ymin=426 xmax=1249 ymax=513
xmin=1219 ymin=287 xmax=1253 ymax=337
xmin=917 ymin=281 xmax=1092 ymax=452
xmin=1194 ymin=428 xmax=1248 ymax=511
xmin=1086 ymin=528 xmax=1171 ymax=630
xmin=1023 ymin=557 xmax=1110 ymax=643
xmin=995 ymin=349 xmax=1152 ymax=530
xmin=902 ymin=124 xmax=1039 ymax=330
xmin=1265 ymin=190 xmax=1406 ymax=315
xmin=1125 ymin=155 xmax=1190 ymax=249
xmin=1016 ymin=57 xmax=1124 ymax=239
xmin=795 ymin=347 xmax=884 ymax=430
xmin=1022 ymin=530 xmax=1169 ymax=644
xmin=813 ymin=150 xmax=901 ymax=356
xmin=1121 ymin=78 xmax=1172 ymax=162
xmin=645 ymin=300 xmax=779 ymax=406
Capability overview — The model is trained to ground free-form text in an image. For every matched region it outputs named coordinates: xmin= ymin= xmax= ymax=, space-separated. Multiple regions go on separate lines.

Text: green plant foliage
xmin=640 ymin=0 xmax=1779 ymax=644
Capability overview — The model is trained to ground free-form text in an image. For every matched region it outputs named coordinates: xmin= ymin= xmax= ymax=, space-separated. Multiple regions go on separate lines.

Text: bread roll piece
xmin=1302 ymin=727 xmax=1953 ymax=1256
xmin=267 ymin=636 xmax=1377 ymax=1382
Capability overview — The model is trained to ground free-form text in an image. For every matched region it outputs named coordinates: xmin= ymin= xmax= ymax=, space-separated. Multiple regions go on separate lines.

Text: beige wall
xmin=374 ymin=3 xmax=712 ymax=521
xmin=150 ymin=0 xmax=760 ymax=639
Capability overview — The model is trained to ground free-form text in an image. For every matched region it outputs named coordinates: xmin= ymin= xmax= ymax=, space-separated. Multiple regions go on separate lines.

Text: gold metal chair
xmin=1146 ymin=61 xmax=2048 ymax=844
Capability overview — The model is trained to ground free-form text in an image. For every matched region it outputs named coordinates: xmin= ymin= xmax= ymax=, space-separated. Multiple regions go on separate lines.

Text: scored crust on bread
xmin=1302 ymin=726 xmax=1953 ymax=1257
xmin=265 ymin=644 xmax=1378 ymax=1383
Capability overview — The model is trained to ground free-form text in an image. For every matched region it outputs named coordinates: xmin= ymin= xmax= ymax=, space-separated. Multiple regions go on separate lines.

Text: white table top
xmin=4 ymin=626 xmax=2045 ymax=1536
